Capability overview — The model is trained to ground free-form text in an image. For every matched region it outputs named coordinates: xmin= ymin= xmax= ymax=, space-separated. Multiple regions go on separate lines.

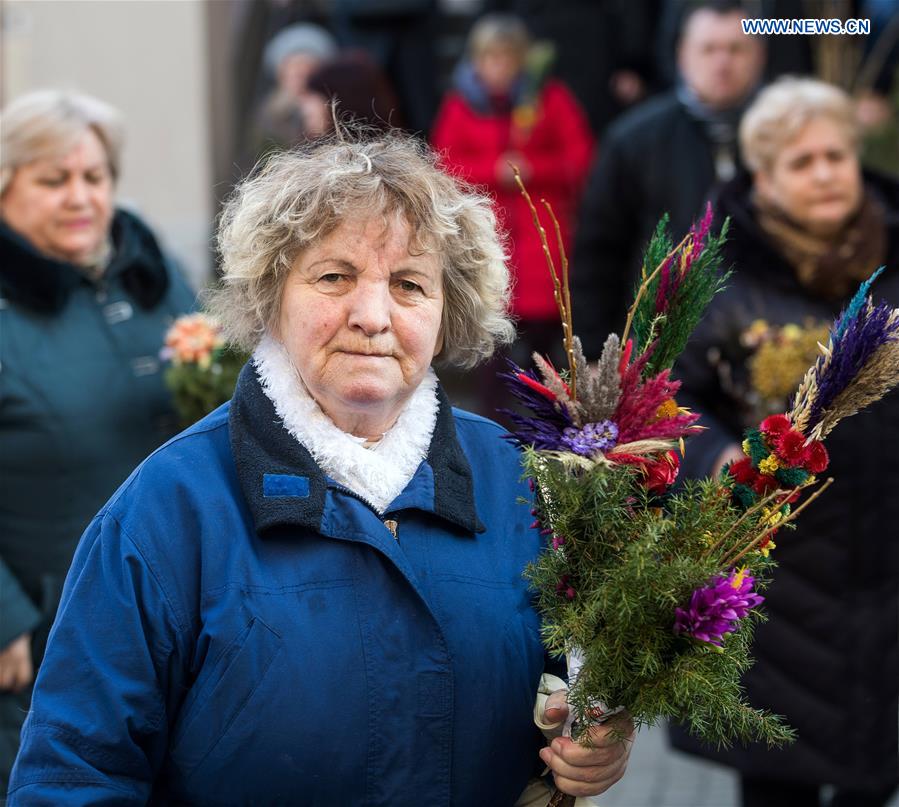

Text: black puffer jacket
xmin=668 ymin=172 xmax=899 ymax=795
xmin=571 ymin=91 xmax=729 ymax=356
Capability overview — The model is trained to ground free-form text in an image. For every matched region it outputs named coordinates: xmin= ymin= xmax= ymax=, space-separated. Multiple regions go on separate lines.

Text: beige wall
xmin=2 ymin=0 xmax=213 ymax=288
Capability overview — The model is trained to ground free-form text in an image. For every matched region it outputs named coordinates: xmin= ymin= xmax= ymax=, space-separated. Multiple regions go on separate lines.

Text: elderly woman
xmin=670 ymin=78 xmax=899 ymax=807
xmin=8 ymin=133 xmax=631 ymax=804
xmin=0 ymin=90 xmax=195 ymax=794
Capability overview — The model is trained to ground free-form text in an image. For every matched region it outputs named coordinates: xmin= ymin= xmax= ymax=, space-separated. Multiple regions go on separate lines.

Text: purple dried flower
xmin=499 ymin=361 xmax=576 ymax=452
xmin=807 ymin=299 xmax=899 ymax=429
xmin=561 ymin=420 xmax=619 ymax=456
xmin=552 ymin=534 xmax=566 ymax=550
xmin=673 ymin=569 xmax=764 ymax=647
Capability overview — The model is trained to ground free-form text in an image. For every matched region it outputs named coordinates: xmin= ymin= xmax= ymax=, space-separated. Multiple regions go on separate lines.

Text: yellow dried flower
xmin=741 ymin=319 xmax=771 ymax=349
xmin=730 ymin=566 xmax=748 ymax=589
xmin=747 ymin=321 xmax=831 ymax=401
xmin=655 ymin=398 xmax=680 ymax=420
xmin=761 ymin=506 xmax=783 ymax=527
xmin=758 ymin=454 xmax=781 ymax=475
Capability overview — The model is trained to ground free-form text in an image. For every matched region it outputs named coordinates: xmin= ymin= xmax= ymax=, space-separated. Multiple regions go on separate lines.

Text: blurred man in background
xmin=571 ymin=0 xmax=765 ymax=356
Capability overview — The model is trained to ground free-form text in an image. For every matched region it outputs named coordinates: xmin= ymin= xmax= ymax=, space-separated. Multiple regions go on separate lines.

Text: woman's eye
xmin=85 ymin=172 xmax=107 ymax=184
xmin=38 ymin=177 xmax=66 ymax=187
xmin=319 ymin=273 xmax=344 ymax=283
xmin=398 ymin=279 xmax=422 ymax=293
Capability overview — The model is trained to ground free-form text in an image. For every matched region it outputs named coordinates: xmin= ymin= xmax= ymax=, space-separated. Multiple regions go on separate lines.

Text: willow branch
xmin=512 ymin=166 xmax=563 ymax=316
xmin=512 ymin=165 xmax=578 ymax=400
xmin=542 ymin=197 xmax=576 ymax=400
xmin=724 ymin=478 xmax=834 ymax=567
xmin=703 ymin=484 xmax=800 ymax=559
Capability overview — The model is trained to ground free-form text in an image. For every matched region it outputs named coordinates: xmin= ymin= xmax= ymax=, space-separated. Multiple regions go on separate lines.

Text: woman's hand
xmin=0 ymin=632 xmax=34 ymax=692
xmin=538 ymin=690 xmax=634 ymax=797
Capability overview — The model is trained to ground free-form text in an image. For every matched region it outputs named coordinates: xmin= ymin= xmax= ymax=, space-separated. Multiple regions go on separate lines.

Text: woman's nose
xmin=812 ymin=158 xmax=834 ymax=183
xmin=347 ymin=283 xmax=391 ymax=336
xmin=63 ymin=177 xmax=91 ymax=207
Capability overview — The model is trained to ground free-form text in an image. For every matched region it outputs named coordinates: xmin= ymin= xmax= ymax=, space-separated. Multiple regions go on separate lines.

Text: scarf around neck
xmin=752 ymin=188 xmax=887 ymax=300
xmin=252 ymin=334 xmax=439 ymax=513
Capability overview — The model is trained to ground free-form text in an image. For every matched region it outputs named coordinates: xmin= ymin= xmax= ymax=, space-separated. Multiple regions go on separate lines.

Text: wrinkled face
xmin=677 ymin=10 xmax=764 ymax=109
xmin=755 ymin=116 xmax=862 ymax=236
xmin=277 ymin=213 xmax=444 ymax=437
xmin=474 ymin=45 xmax=524 ymax=96
xmin=0 ymin=128 xmax=114 ymax=265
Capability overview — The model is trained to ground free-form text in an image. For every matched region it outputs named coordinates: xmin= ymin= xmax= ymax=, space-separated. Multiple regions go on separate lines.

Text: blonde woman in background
xmin=0 ymin=90 xmax=195 ymax=794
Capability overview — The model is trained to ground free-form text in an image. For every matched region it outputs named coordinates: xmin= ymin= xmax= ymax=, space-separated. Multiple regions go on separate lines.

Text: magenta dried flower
xmin=674 ymin=569 xmax=764 ymax=646
xmin=552 ymin=535 xmax=566 ymax=550
xmin=556 ymin=574 xmax=576 ymax=600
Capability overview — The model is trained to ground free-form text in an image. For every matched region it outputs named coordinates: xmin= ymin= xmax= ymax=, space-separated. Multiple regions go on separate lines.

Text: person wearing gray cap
xmin=253 ymin=23 xmax=339 ymax=158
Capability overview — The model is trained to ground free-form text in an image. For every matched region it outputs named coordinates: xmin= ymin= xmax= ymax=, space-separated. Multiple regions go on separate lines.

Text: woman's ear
xmin=753 ymin=169 xmax=772 ymax=203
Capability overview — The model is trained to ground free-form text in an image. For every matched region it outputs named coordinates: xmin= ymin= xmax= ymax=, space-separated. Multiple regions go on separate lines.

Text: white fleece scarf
xmin=253 ymin=335 xmax=439 ymax=513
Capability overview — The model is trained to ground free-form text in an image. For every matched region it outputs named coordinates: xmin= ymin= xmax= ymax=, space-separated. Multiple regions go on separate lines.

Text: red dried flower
xmin=760 ymin=414 xmax=792 ymax=437
xmin=728 ymin=457 xmax=756 ymax=485
xmin=644 ymin=450 xmax=680 ymax=494
xmin=515 ymin=372 xmax=557 ymax=401
xmin=776 ymin=429 xmax=810 ymax=466
xmin=753 ymin=473 xmax=780 ymax=496
xmin=805 ymin=440 xmax=829 ymax=474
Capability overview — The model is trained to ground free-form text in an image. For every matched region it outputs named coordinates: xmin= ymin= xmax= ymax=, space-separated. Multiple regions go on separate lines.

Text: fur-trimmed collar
xmin=228 ymin=354 xmax=484 ymax=537
xmin=252 ymin=335 xmax=438 ymax=513
xmin=0 ymin=209 xmax=170 ymax=315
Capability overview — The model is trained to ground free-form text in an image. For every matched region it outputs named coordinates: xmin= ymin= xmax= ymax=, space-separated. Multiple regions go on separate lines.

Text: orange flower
xmin=163 ymin=314 xmax=224 ymax=367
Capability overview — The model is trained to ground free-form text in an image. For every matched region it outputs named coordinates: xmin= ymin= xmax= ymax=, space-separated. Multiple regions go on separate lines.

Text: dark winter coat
xmin=668 ymin=172 xmax=899 ymax=795
xmin=0 ymin=211 xmax=195 ymax=792
xmin=571 ymin=91 xmax=733 ymax=356
xmin=8 ymin=365 xmax=548 ymax=805
xmin=431 ymin=68 xmax=594 ymax=322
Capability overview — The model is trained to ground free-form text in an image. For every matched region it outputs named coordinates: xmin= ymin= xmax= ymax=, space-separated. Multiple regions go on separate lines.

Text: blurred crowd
xmin=1 ymin=0 xmax=898 ymax=803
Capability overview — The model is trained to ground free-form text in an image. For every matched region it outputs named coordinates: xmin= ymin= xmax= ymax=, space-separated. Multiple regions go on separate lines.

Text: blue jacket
xmin=9 ymin=364 xmax=549 ymax=805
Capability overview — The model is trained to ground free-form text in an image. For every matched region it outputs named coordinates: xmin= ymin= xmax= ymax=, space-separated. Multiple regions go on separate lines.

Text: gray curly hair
xmin=207 ymin=131 xmax=514 ymax=369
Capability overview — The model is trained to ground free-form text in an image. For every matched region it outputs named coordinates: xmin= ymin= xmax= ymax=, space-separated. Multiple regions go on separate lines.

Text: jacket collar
xmin=229 ymin=361 xmax=485 ymax=537
xmin=451 ymin=60 xmax=525 ymax=115
xmin=0 ymin=209 xmax=170 ymax=314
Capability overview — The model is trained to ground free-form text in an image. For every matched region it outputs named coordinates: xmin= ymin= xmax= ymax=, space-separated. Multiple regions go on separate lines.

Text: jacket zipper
xmin=328 ymin=482 xmax=399 ymax=541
